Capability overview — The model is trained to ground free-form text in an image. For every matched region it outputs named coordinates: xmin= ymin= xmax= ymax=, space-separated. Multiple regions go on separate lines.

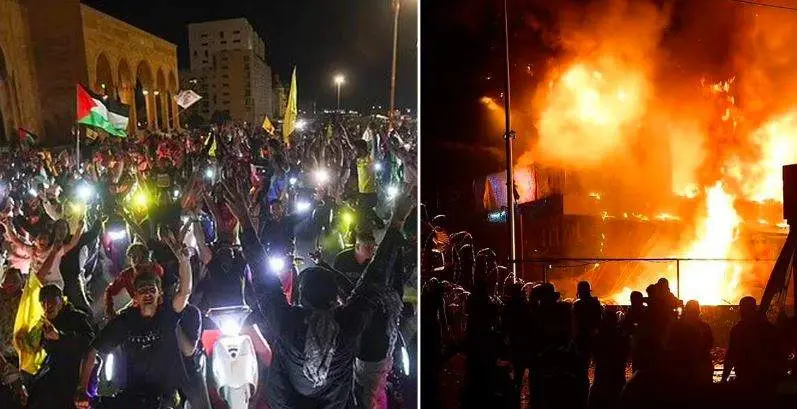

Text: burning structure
xmin=476 ymin=0 xmax=797 ymax=305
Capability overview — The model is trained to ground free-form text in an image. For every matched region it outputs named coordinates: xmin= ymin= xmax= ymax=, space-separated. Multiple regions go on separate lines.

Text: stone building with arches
xmin=0 ymin=0 xmax=178 ymax=144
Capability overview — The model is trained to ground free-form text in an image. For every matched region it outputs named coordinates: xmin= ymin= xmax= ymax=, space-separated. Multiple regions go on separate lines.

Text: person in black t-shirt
xmin=75 ymin=241 xmax=207 ymax=409
xmin=333 ymin=229 xmax=376 ymax=284
xmin=224 ymin=184 xmax=414 ymax=409
xmin=27 ymin=284 xmax=94 ymax=409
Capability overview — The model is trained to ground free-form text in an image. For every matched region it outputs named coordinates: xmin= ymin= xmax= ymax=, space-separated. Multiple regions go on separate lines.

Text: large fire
xmin=678 ymin=182 xmax=742 ymax=305
xmin=536 ymin=59 xmax=648 ymax=167
xmin=503 ymin=0 xmax=797 ymax=305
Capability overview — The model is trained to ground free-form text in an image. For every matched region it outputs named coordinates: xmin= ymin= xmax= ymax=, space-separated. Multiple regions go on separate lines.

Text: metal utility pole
xmin=503 ymin=0 xmax=518 ymax=281
xmin=389 ymin=0 xmax=400 ymax=126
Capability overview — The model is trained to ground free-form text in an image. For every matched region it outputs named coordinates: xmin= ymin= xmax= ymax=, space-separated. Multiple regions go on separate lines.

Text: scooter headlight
xmin=386 ymin=185 xmax=399 ymax=200
xmin=108 ymin=229 xmax=126 ymax=242
xmin=76 ymin=183 xmax=95 ymax=202
xmin=219 ymin=316 xmax=242 ymax=337
xmin=269 ymin=256 xmax=286 ymax=274
xmin=105 ymin=353 xmax=115 ymax=381
xmin=295 ymin=200 xmax=312 ymax=214
xmin=313 ymin=169 xmax=330 ymax=185
xmin=401 ymin=346 xmax=410 ymax=375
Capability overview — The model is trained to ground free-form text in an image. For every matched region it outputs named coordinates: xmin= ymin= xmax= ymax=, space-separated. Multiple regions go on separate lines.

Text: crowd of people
xmin=0 ymin=113 xmax=418 ymax=409
xmin=421 ymin=214 xmax=797 ymax=409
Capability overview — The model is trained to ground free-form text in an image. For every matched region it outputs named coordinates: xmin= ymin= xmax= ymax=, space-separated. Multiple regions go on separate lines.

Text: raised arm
xmin=222 ymin=183 xmax=290 ymax=330
xmin=63 ymin=217 xmax=86 ymax=254
xmin=353 ymin=189 xmax=414 ymax=289
xmin=1 ymin=219 xmax=32 ymax=253
xmin=192 ymin=218 xmax=213 ymax=266
xmin=40 ymin=197 xmax=63 ymax=221
xmin=162 ymin=230 xmax=192 ymax=313
xmin=172 ymin=247 xmax=192 ymax=313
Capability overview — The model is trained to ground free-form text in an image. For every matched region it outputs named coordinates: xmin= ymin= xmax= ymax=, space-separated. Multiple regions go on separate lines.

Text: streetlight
xmin=334 ymin=74 xmax=345 ymax=111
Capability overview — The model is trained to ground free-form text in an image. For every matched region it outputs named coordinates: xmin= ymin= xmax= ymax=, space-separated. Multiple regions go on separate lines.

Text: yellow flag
xmin=262 ymin=115 xmax=276 ymax=135
xmin=13 ymin=273 xmax=47 ymax=374
xmin=283 ymin=67 xmax=298 ymax=145
xmin=204 ymin=133 xmax=217 ymax=157
xmin=209 ymin=138 xmax=217 ymax=157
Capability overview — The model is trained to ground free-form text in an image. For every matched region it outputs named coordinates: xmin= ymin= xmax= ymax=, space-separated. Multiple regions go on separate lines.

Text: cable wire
xmin=723 ymin=0 xmax=797 ymax=12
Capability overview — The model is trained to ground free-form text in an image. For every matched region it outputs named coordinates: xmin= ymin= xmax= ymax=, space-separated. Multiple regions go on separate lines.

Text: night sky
xmin=82 ymin=0 xmax=418 ymax=112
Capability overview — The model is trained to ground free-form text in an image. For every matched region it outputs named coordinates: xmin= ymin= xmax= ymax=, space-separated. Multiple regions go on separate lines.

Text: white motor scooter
xmin=206 ymin=305 xmax=258 ymax=409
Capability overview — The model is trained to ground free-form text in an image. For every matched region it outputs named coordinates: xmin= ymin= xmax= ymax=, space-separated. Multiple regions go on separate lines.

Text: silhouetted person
xmin=679 ymin=300 xmax=713 ymax=384
xmin=622 ymin=291 xmax=645 ymax=337
xmin=462 ymin=250 xmax=502 ymax=408
xmin=666 ymin=307 xmax=705 ymax=388
xmin=536 ymin=301 xmax=585 ymax=409
xmin=656 ymin=278 xmax=681 ymax=314
xmin=462 ymin=282 xmax=500 ymax=407
xmin=503 ymin=281 xmax=530 ymax=403
xmin=722 ymin=296 xmax=784 ymax=390
xmin=455 ymin=244 xmax=474 ymax=291
xmin=573 ymin=281 xmax=603 ymax=369
xmin=421 ymin=278 xmax=447 ymax=409
xmin=589 ymin=310 xmax=629 ymax=409
xmin=634 ymin=281 xmax=674 ymax=374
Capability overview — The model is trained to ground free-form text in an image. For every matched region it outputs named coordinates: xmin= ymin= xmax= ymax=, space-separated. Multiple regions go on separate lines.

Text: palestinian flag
xmin=18 ymin=128 xmax=37 ymax=150
xmin=76 ymin=84 xmax=129 ymax=137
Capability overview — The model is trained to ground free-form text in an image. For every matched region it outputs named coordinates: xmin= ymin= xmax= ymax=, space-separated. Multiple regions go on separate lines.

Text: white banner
xmin=174 ymin=90 xmax=203 ymax=109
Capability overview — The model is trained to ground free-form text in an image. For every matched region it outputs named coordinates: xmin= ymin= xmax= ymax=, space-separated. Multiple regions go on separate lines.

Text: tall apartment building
xmin=187 ymin=18 xmax=273 ymax=123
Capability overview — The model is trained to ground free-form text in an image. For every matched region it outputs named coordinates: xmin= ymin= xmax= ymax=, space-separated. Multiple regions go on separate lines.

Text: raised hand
xmin=390 ymin=184 xmax=416 ymax=228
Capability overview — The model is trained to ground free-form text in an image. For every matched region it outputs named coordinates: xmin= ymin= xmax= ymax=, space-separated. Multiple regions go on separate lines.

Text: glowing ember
xmin=654 ymin=213 xmax=680 ymax=222
xmin=614 ymin=287 xmax=634 ymax=305
xmin=677 ymin=183 xmax=742 ymax=305
xmin=480 ymin=96 xmax=501 ymax=111
xmin=678 ymin=184 xmax=700 ymax=199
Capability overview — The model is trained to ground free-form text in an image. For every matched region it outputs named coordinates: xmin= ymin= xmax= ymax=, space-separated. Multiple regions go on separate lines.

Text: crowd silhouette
xmin=421 ymin=216 xmax=797 ymax=409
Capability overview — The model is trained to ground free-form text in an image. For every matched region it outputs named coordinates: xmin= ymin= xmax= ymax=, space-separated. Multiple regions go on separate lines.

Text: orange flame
xmin=678 ymin=183 xmax=742 ymax=305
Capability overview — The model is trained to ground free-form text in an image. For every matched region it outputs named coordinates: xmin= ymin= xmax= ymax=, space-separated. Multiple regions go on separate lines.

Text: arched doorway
xmin=134 ymin=79 xmax=146 ymax=129
xmin=135 ymin=61 xmax=154 ymax=129
xmin=168 ymin=70 xmax=177 ymax=129
xmin=118 ymin=58 xmax=134 ymax=133
xmin=0 ymin=45 xmax=11 ymax=143
xmin=94 ymin=53 xmax=114 ymax=96
xmin=156 ymin=68 xmax=166 ymax=131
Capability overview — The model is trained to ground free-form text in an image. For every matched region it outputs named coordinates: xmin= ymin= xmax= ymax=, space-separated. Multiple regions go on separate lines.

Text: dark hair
xmin=298 ymin=267 xmax=338 ymax=310
xmin=355 ymin=229 xmax=375 ymax=244
xmin=431 ymin=214 xmax=449 ymax=231
xmin=127 ymin=243 xmax=149 ymax=259
xmin=353 ymin=139 xmax=368 ymax=151
xmin=133 ymin=271 xmax=162 ymax=290
xmin=39 ymin=284 xmax=63 ymax=301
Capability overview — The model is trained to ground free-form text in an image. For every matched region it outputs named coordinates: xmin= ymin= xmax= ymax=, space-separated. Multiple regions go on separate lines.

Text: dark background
xmin=83 ymin=0 xmax=418 ymax=112
xmin=421 ymin=0 xmax=554 ymax=217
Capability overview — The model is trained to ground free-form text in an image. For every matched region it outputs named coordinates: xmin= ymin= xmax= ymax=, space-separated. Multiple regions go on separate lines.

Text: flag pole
xmin=502 ymin=0 xmax=518 ymax=282
xmin=75 ymin=123 xmax=81 ymax=168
